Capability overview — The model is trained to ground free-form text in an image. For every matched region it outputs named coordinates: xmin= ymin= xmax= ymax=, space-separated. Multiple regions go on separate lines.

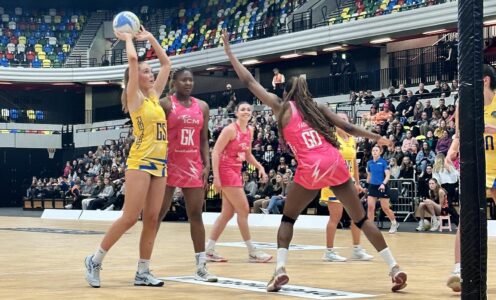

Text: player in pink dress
xmin=157 ymin=67 xmax=217 ymax=282
xmin=222 ymin=30 xmax=407 ymax=293
xmin=205 ymin=101 xmax=273 ymax=263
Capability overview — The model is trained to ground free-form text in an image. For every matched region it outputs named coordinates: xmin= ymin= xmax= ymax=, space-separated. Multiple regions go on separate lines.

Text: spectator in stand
xmin=272 ymin=68 xmax=285 ymax=97
xmin=277 ymin=157 xmax=288 ymax=173
xmin=417 ymin=112 xmax=431 ymax=136
xmin=363 ymin=90 xmax=375 ymax=104
xmin=384 ymin=98 xmax=395 ymax=114
xmin=413 ymin=101 xmax=424 ymax=122
xmin=363 ymin=106 xmax=378 ymax=129
xmin=406 ymin=90 xmax=418 ymax=107
xmin=399 ymin=156 xmax=415 ymax=179
xmin=289 ymin=158 xmax=297 ymax=173
xmin=432 ymin=153 xmax=459 ymax=219
xmin=63 ymin=161 xmax=72 ymax=177
xmin=440 ymin=83 xmax=451 ymax=97
xmin=393 ymin=123 xmax=405 ymax=142
xmin=81 ymin=177 xmax=104 ymax=209
xmin=395 ymin=95 xmax=411 ymax=118
xmin=86 ymin=177 xmax=115 ymax=210
xmin=431 ymin=80 xmax=442 ymax=98
xmin=447 ymin=119 xmax=456 ymax=137
xmin=418 ymin=165 xmax=433 ymax=198
xmin=398 ymin=84 xmax=407 ymax=97
xmin=388 ymin=157 xmax=401 ymax=179
xmin=435 ymin=130 xmax=453 ymax=156
xmin=434 ymin=120 xmax=448 ymax=138
xmin=252 ymin=180 xmax=272 ymax=213
xmin=442 ymin=110 xmax=454 ymax=123
xmin=451 ymin=79 xmax=459 ymax=92
xmin=262 ymin=174 xmax=291 ymax=214
xmin=349 ymin=91 xmax=358 ymax=105
xmin=430 ymin=110 xmax=442 ymax=128
xmin=375 ymin=103 xmax=393 ymax=126
xmin=357 ymin=90 xmax=365 ymax=104
xmin=223 ymin=84 xmax=237 ymax=113
xmin=329 ymin=52 xmax=342 ymax=76
xmin=390 ymin=144 xmax=405 ymax=165
xmin=416 ymin=142 xmax=436 ymax=174
xmin=415 ymin=83 xmax=430 ymax=99
xmin=416 ymin=178 xmax=448 ymax=232
xmin=424 ymin=99 xmax=434 ymax=120
xmin=102 ymin=181 xmax=126 ymax=211
xmin=387 ymin=86 xmax=397 ymax=100
xmin=425 ymin=130 xmax=438 ymax=150
xmin=243 ymin=172 xmax=258 ymax=207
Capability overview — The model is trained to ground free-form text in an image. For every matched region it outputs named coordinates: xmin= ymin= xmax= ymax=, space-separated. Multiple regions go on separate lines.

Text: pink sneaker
xmin=248 ymin=250 xmax=272 ymax=263
xmin=390 ymin=265 xmax=407 ymax=292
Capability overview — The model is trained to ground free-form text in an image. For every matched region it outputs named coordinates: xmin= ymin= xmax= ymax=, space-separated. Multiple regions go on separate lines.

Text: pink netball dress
xmin=283 ymin=101 xmax=350 ymax=190
xmin=166 ymin=95 xmax=205 ymax=188
xmin=218 ymin=123 xmax=252 ymax=187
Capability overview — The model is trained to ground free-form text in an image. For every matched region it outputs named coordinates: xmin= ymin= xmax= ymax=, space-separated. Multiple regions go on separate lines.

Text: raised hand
xmin=114 ymin=30 xmax=133 ymax=41
xmin=135 ymin=25 xmax=153 ymax=41
xmin=221 ymin=29 xmax=231 ymax=53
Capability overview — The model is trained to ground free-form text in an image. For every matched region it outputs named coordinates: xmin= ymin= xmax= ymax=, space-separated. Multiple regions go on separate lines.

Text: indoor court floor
xmin=1 ymin=216 xmax=494 ymax=299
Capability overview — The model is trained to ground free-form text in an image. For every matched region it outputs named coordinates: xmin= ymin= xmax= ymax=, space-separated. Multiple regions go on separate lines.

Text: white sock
xmin=326 ymin=247 xmax=335 ymax=252
xmin=276 ymin=248 xmax=288 ymax=270
xmin=92 ymin=246 xmax=107 ymax=264
xmin=391 ymin=220 xmax=397 ymax=225
xmin=137 ymin=259 xmax=150 ymax=274
xmin=245 ymin=240 xmax=256 ymax=253
xmin=353 ymin=245 xmax=361 ymax=250
xmin=379 ymin=248 xmax=397 ymax=270
xmin=206 ymin=239 xmax=216 ymax=253
xmin=196 ymin=252 xmax=206 ymax=267
xmin=454 ymin=262 xmax=461 ymax=273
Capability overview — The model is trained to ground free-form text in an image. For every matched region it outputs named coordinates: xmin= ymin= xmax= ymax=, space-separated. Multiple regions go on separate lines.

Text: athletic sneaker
xmin=351 ymin=247 xmax=374 ymax=261
xmin=84 ymin=255 xmax=101 ymax=288
xmin=195 ymin=264 xmax=218 ymax=282
xmin=389 ymin=265 xmax=407 ymax=292
xmin=134 ymin=271 xmax=164 ymax=287
xmin=249 ymin=250 xmax=272 ymax=263
xmin=389 ymin=222 xmax=399 ymax=234
xmin=267 ymin=267 xmax=289 ymax=292
xmin=415 ymin=220 xmax=426 ymax=232
xmin=447 ymin=272 xmax=461 ymax=292
xmin=261 ymin=208 xmax=269 ymax=214
xmin=206 ymin=251 xmax=228 ymax=262
xmin=322 ymin=249 xmax=347 ymax=262
xmin=430 ymin=219 xmax=440 ymax=232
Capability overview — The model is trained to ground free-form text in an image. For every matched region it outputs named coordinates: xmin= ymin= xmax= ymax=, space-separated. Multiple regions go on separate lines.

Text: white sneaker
xmin=447 ymin=271 xmax=461 ymax=292
xmin=195 ymin=264 xmax=218 ymax=282
xmin=415 ymin=220 xmax=425 ymax=231
xmin=389 ymin=222 xmax=399 ymax=234
xmin=206 ymin=251 xmax=228 ymax=262
xmin=267 ymin=267 xmax=289 ymax=292
xmin=134 ymin=271 xmax=164 ymax=287
xmin=261 ymin=208 xmax=269 ymax=214
xmin=84 ymin=255 xmax=101 ymax=288
xmin=351 ymin=247 xmax=374 ymax=261
xmin=249 ymin=250 xmax=272 ymax=263
xmin=430 ymin=219 xmax=440 ymax=231
xmin=389 ymin=265 xmax=408 ymax=292
xmin=322 ymin=249 xmax=347 ymax=262
xmin=65 ymin=204 xmax=73 ymax=209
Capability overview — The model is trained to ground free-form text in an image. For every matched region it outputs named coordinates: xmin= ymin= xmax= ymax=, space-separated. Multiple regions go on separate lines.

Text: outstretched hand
xmin=377 ymin=137 xmax=393 ymax=148
xmin=114 ymin=30 xmax=133 ymax=41
xmin=221 ymin=29 xmax=231 ymax=53
xmin=135 ymin=25 xmax=153 ymax=41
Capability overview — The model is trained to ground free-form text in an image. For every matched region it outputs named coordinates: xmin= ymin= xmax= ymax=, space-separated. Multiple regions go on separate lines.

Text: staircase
xmin=65 ymin=11 xmax=110 ymax=68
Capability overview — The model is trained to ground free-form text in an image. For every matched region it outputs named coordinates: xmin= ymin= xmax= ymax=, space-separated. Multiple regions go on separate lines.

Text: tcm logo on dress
xmin=180 ymin=115 xmax=200 ymax=125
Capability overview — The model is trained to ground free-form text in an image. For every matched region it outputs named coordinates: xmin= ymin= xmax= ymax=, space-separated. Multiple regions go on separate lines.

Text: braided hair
xmin=277 ymin=75 xmax=339 ymax=149
xmin=168 ymin=66 xmax=192 ymax=95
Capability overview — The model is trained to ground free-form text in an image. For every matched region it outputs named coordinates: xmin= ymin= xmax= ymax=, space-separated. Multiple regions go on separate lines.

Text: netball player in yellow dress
xmin=320 ymin=113 xmax=373 ymax=262
xmin=84 ymin=26 xmax=171 ymax=288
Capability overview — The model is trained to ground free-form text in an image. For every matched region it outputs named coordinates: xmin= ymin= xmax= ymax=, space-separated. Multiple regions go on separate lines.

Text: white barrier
xmin=79 ymin=210 xmax=123 ymax=221
xmin=488 ymin=220 xmax=496 ymax=237
xmin=202 ymin=212 xmax=329 ymax=229
xmin=41 ymin=209 xmax=82 ymax=220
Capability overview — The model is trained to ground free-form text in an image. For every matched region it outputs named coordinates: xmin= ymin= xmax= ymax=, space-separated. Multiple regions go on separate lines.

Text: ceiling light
xmin=86 ymin=81 xmax=109 ymax=85
xmin=0 ymin=81 xmax=13 ymax=85
xmin=422 ymin=29 xmax=447 ymax=35
xmin=323 ymin=46 xmax=343 ymax=52
xmin=242 ymin=59 xmax=261 ymax=65
xmin=370 ymin=37 xmax=393 ymax=44
xmin=206 ymin=66 xmax=221 ymax=71
xmin=303 ymin=51 xmax=318 ymax=56
xmin=484 ymin=19 xmax=496 ymax=26
xmin=280 ymin=53 xmax=301 ymax=59
xmin=51 ymin=83 xmax=75 ymax=86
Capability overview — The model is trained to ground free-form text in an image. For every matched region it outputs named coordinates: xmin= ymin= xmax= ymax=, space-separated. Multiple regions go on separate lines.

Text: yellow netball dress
xmin=320 ymin=134 xmax=356 ymax=202
xmin=484 ymin=94 xmax=496 ymax=188
xmin=126 ymin=95 xmax=168 ymax=177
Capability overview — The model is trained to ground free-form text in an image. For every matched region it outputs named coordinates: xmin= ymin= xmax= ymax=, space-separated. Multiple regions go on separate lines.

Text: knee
xmin=187 ymin=209 xmax=203 ymax=223
xmin=120 ymin=214 xmax=139 ymax=228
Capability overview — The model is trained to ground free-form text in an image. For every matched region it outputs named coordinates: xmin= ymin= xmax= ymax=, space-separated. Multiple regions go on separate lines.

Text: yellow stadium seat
xmin=42 ymin=59 xmax=51 ymax=68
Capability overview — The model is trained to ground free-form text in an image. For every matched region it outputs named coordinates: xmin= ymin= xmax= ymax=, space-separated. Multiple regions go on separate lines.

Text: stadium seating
xmin=0 ymin=6 xmax=86 ymax=67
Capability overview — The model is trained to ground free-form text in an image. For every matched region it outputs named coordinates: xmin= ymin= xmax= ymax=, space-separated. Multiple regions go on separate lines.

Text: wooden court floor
xmin=0 ymin=217 xmax=494 ymax=299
